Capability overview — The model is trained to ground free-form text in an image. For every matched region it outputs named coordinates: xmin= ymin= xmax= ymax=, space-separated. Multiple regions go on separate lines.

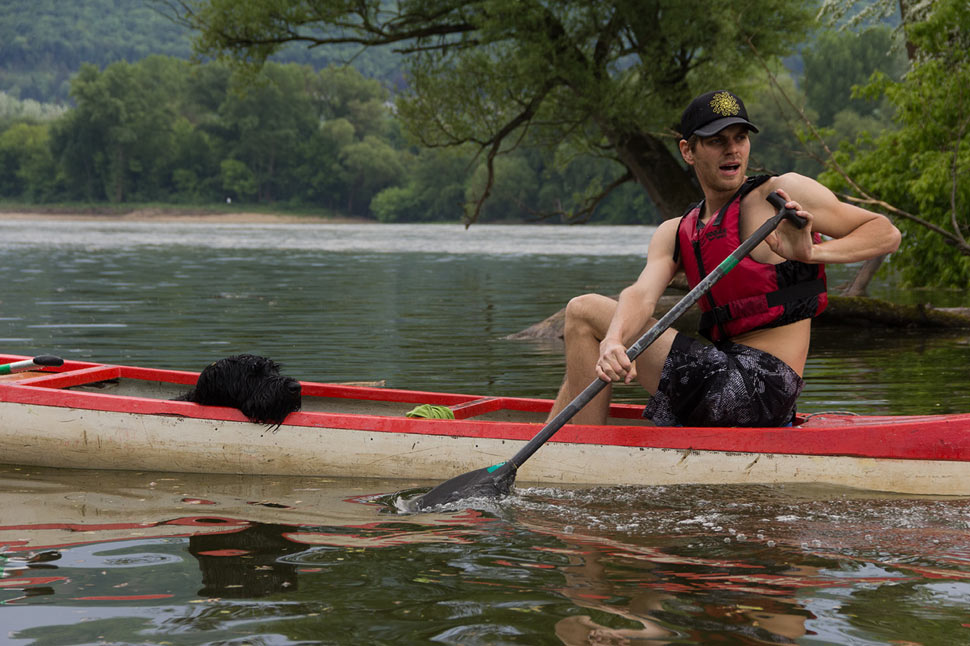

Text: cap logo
xmin=710 ymin=92 xmax=740 ymax=117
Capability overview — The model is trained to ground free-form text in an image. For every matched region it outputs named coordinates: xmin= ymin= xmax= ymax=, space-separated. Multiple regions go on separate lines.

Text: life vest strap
xmin=699 ymin=278 xmax=827 ymax=330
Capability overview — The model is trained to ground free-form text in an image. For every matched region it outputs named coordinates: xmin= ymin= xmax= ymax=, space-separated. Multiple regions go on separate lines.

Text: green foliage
xmin=1 ymin=56 xmax=406 ymax=210
xmin=802 ymin=26 xmax=906 ymax=126
xmin=371 ymin=185 xmax=421 ymax=223
xmin=220 ymin=159 xmax=257 ymax=200
xmin=820 ymin=0 xmax=970 ymax=287
xmin=315 ymin=66 xmax=391 ymax=138
xmin=737 ymin=67 xmax=823 ymax=177
xmin=746 ymin=25 xmax=907 ymax=179
xmin=0 ymin=1 xmax=191 ymax=103
xmin=50 ymin=57 xmax=187 ymax=202
xmin=534 ymin=145 xmax=662 ymax=224
xmin=174 ymin=0 xmax=815 ymax=221
xmin=0 ymin=122 xmax=59 ymax=200
xmin=465 ymin=155 xmax=540 ymax=223
xmin=1 ymin=51 xmax=677 ymax=222
xmin=595 ymin=183 xmax=660 ymax=225
xmin=0 ymin=0 xmax=403 ymax=104
xmin=0 ymin=92 xmax=68 ymax=125
xmin=4 ymin=0 xmax=964 ymax=250
xmin=371 ymin=148 xmax=470 ymax=223
xmin=339 ymin=136 xmax=406 ymax=215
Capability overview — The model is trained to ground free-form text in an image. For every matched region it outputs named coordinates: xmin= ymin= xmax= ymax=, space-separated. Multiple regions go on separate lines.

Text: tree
xmin=50 ymin=57 xmax=186 ymax=202
xmin=217 ymin=63 xmax=323 ymax=202
xmin=339 ymin=135 xmax=405 ymax=215
xmin=371 ymin=147 xmax=470 ymax=222
xmin=465 ymin=154 xmax=539 ymax=222
xmin=162 ymin=0 xmax=813 ymax=223
xmin=802 ymin=26 xmax=905 ymax=127
xmin=0 ymin=122 xmax=58 ymax=200
xmin=818 ymin=0 xmax=970 ymax=287
xmin=315 ymin=65 xmax=392 ymax=140
xmin=220 ymin=158 xmax=257 ymax=200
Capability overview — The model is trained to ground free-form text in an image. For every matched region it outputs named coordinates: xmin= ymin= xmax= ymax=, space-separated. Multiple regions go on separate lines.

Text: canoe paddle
xmin=407 ymin=191 xmax=807 ymax=511
xmin=0 ymin=355 xmax=64 ymax=375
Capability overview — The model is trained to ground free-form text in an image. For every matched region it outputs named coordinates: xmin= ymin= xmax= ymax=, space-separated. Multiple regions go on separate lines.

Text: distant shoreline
xmin=0 ymin=206 xmax=370 ymax=224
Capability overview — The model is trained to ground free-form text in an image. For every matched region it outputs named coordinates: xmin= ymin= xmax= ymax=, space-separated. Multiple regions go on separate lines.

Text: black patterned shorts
xmin=642 ymin=332 xmax=804 ymax=427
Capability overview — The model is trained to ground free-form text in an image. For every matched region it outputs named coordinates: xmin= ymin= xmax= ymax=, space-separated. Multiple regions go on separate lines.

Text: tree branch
xmin=159 ymin=0 xmax=479 ymax=56
xmin=519 ymin=170 xmax=634 ymax=224
xmin=464 ymin=86 xmax=554 ymax=227
xmin=951 ymin=112 xmax=970 ymax=248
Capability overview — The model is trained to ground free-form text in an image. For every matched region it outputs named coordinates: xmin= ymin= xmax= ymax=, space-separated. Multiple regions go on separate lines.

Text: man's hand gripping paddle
xmin=407 ymin=192 xmax=806 ymax=511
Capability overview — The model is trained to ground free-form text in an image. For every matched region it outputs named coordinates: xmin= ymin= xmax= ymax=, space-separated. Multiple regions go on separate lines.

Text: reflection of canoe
xmin=2 ymin=354 xmax=970 ymax=495
xmin=0 ymin=464 xmax=464 ymax=556
xmin=0 ymin=464 xmax=480 ymax=603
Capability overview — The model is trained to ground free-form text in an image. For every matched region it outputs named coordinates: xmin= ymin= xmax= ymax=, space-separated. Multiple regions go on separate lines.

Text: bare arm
xmin=596 ymin=218 xmax=680 ymax=383
xmin=765 ymin=173 xmax=901 ymax=264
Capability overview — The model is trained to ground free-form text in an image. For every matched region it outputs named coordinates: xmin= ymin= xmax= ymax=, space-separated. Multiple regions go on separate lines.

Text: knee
xmin=563 ymin=293 xmax=610 ymax=338
xmin=564 ymin=293 xmax=596 ymax=322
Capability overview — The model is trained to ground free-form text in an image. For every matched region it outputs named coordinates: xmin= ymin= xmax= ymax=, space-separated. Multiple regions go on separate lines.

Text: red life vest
xmin=676 ymin=175 xmax=828 ymax=342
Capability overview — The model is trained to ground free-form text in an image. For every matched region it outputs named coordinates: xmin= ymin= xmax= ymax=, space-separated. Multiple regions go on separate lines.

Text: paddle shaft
xmin=506 ymin=192 xmax=805 ymax=468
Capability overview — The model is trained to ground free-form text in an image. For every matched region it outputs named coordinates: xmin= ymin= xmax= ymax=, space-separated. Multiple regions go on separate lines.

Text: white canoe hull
xmin=3 ymin=399 xmax=969 ymax=496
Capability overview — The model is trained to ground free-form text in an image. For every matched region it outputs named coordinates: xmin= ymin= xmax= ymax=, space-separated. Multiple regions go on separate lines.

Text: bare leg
xmin=546 ymin=294 xmax=615 ymax=425
xmin=546 ymin=293 xmax=677 ymax=425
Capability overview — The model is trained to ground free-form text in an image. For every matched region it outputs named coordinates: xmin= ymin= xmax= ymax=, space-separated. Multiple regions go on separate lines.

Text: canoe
xmin=2 ymin=353 xmax=970 ymax=496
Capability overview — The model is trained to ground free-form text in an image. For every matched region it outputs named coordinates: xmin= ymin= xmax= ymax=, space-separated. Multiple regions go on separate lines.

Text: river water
xmin=2 ymin=218 xmax=970 ymax=645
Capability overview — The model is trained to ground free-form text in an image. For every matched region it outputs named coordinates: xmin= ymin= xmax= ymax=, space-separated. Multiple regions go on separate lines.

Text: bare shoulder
xmin=649 ymin=217 xmax=681 ymax=254
xmin=762 ymin=173 xmax=837 ymax=209
xmin=640 ymin=217 xmax=681 ymax=274
xmin=762 ymin=173 xmax=889 ymax=238
xmin=654 ymin=216 xmax=681 ymax=237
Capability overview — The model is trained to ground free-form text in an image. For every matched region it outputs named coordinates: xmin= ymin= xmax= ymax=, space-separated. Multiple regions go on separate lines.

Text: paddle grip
xmin=765 ymin=191 xmax=808 ymax=229
xmin=33 ymin=355 xmax=64 ymax=367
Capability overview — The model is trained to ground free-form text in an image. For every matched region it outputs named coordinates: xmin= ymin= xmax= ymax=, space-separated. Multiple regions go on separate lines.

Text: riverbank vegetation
xmin=0 ymin=0 xmax=966 ymax=286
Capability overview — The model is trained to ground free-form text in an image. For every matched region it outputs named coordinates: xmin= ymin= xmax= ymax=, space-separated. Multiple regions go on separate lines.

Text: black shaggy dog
xmin=175 ymin=354 xmax=302 ymax=427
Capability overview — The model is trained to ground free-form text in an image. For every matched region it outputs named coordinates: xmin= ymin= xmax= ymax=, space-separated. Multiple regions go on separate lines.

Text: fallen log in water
xmin=505 ymin=295 xmax=970 ymax=341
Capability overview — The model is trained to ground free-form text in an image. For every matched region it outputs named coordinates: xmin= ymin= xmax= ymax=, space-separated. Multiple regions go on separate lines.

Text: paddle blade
xmin=408 ymin=461 xmax=517 ymax=511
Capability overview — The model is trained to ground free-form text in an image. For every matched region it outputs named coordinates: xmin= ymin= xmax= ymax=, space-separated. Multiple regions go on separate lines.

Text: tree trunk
xmin=506 ymin=294 xmax=970 ymax=341
xmin=609 ymin=130 xmax=701 ymax=221
xmin=897 ymin=0 xmax=920 ymax=62
xmin=113 ymin=146 xmax=125 ymax=203
xmin=841 ymin=255 xmax=886 ymax=296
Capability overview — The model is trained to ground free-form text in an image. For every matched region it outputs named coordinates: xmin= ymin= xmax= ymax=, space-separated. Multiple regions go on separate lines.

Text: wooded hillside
xmin=0 ymin=0 xmax=402 ymax=104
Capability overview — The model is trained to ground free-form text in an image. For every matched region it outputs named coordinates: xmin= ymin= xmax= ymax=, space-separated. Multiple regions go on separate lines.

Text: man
xmin=547 ymin=90 xmax=901 ymax=427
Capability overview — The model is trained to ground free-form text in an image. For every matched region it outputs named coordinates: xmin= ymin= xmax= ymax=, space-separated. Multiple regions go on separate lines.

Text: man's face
xmin=680 ymin=124 xmax=751 ymax=195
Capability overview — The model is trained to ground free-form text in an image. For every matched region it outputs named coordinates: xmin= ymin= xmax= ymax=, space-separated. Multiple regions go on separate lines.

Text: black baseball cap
xmin=679 ymin=90 xmax=759 ymax=140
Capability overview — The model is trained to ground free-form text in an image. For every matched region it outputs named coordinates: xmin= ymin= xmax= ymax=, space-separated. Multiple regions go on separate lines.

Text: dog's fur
xmin=175 ymin=354 xmax=302 ymax=427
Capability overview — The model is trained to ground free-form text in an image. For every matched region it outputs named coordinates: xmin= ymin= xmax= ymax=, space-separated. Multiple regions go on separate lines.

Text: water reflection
xmin=189 ymin=523 xmax=304 ymax=598
xmin=548 ymin=533 xmax=813 ymax=645
xmin=5 ymin=463 xmax=970 ymax=645
xmin=508 ymin=484 xmax=970 ymax=645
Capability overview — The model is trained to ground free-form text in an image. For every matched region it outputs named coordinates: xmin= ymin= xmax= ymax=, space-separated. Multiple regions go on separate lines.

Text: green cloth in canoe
xmin=405 ymin=404 xmax=456 ymax=419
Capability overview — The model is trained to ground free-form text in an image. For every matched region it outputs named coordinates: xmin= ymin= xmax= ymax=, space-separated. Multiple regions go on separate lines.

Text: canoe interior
xmin=0 ymin=355 xmax=651 ymax=426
